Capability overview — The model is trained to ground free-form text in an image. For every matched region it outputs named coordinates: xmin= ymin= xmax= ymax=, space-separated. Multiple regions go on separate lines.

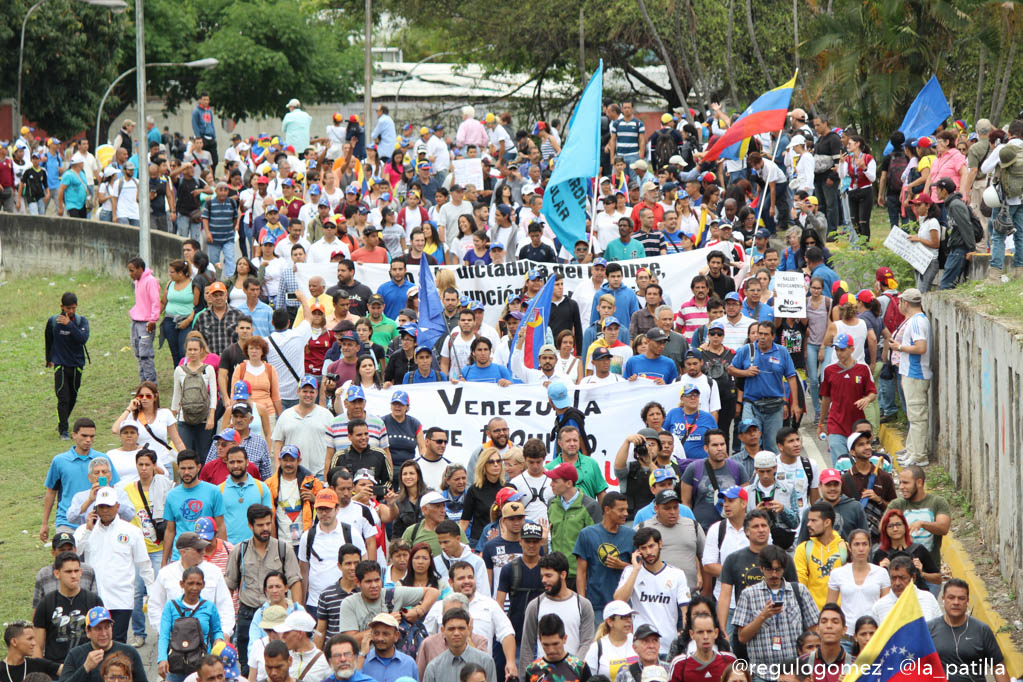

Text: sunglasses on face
xmin=432 ymin=439 xmax=448 ymax=445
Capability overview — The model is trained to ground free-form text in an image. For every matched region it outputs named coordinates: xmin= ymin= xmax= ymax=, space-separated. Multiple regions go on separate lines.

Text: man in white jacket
xmin=147 ymin=532 xmax=236 ymax=638
xmin=73 ymin=487 xmax=155 ymax=643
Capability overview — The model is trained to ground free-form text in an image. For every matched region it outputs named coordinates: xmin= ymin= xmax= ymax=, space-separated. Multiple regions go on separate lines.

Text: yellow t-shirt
xmin=794 ymin=534 xmax=848 ymax=608
xmin=124 ymin=481 xmax=163 ymax=554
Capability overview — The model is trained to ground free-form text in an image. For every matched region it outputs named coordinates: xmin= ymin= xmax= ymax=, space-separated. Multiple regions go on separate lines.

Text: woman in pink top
xmin=924 ymin=131 xmax=968 ymax=208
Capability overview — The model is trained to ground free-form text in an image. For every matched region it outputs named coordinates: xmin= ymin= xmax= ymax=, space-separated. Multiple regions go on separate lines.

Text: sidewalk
xmin=879 ymin=424 xmax=1023 ymax=678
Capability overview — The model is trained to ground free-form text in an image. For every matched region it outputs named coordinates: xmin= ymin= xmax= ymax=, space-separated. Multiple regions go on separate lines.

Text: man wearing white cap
xmin=73 ymin=487 xmax=155 ymax=643
xmin=511 ymin=341 xmax=561 ymax=384
xmin=785 ymin=135 xmax=815 ymax=194
xmin=281 ymin=99 xmax=312 ymax=153
xmin=743 ymin=451 xmax=799 ymax=550
xmin=276 ymin=610 xmax=331 ymax=682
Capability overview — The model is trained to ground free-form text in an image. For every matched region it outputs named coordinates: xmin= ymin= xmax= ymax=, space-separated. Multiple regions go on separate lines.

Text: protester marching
xmin=12 ymin=53 xmax=1016 ymax=682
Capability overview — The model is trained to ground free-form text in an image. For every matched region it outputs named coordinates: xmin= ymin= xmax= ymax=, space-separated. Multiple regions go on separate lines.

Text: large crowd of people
xmin=17 ymin=93 xmax=1016 ymax=682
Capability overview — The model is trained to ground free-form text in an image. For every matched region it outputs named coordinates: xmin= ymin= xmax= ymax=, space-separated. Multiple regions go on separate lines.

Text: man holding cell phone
xmin=733 ymin=545 xmax=819 ymax=678
xmin=64 ymin=456 xmax=136 ymax=526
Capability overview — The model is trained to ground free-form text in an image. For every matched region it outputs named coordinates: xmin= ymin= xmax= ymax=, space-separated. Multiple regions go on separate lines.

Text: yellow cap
xmin=484 ymin=113 xmax=496 ymax=123
xmin=661 ymin=113 xmax=673 ymax=124
xmin=419 ymin=126 xmax=429 ymax=135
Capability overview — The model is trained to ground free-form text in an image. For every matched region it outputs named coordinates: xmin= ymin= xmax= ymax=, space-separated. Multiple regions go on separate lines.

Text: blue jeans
xmin=99 ymin=209 xmax=114 ymax=222
xmin=990 ymin=204 xmax=1023 ymax=269
xmin=132 ymin=550 xmax=162 ymax=637
xmin=160 ymin=316 xmax=191 ymax=368
xmin=27 ymin=199 xmax=46 ymax=215
xmin=742 ymin=401 xmax=785 ymax=454
xmin=878 ymin=373 xmax=900 ymax=417
xmin=885 ymin=194 xmax=907 ymax=227
xmin=815 ymin=178 xmax=841 ymax=234
xmin=828 ymin=433 xmax=849 ymax=466
xmin=175 ymin=213 xmax=202 ymax=241
xmin=806 ymin=343 xmax=823 ymax=416
xmin=117 ymin=217 xmax=140 ymax=226
xmin=939 ymin=247 xmax=969 ymax=289
xmin=208 ymin=240 xmax=236 ymax=277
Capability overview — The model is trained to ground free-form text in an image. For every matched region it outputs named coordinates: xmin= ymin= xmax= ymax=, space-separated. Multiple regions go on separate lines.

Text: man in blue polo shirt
xmin=623 ymin=326 xmax=678 ymax=383
xmin=376 ymin=259 xmax=414 ymax=319
xmin=728 ymin=321 xmax=801 ymax=454
xmin=741 ymin=278 xmax=774 ymax=324
xmin=219 ymin=446 xmax=274 ymax=544
xmin=41 ymin=418 xmax=115 ymax=540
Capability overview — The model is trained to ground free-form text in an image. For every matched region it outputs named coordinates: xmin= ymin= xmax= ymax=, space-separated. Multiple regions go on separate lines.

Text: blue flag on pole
xmin=416 ymin=254 xmax=446 ymax=350
xmin=884 ymin=75 xmax=952 ymax=156
xmin=508 ymin=276 xmax=555 ymax=371
xmin=540 ymin=61 xmax=603 ymax=251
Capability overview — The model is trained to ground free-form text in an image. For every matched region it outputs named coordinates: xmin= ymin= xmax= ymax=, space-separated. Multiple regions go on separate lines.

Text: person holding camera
xmin=612 ymin=429 xmax=660 ymax=521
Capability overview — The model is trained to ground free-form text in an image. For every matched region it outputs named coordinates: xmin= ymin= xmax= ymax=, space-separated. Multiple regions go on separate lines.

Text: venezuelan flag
xmin=509 ymin=276 xmax=555 ymax=370
xmin=842 ymin=587 xmax=947 ymax=682
xmin=703 ymin=72 xmax=798 ymax=162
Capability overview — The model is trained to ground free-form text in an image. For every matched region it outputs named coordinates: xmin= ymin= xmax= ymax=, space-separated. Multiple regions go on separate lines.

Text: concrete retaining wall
xmin=927 ymin=292 xmax=1023 ymax=610
xmin=0 ymin=214 xmax=185 ymax=279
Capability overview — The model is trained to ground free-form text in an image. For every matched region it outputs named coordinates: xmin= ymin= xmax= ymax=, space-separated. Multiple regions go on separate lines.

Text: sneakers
xmin=59 ymin=431 xmax=70 ymax=440
xmin=129 ymin=635 xmax=146 ymax=648
xmin=880 ymin=413 xmax=898 ymax=424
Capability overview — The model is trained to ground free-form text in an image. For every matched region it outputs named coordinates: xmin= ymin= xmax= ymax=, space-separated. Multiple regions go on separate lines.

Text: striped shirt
xmin=674 ymin=298 xmax=709 ymax=341
xmin=722 ymin=315 xmax=756 ymax=351
xmin=634 ymin=230 xmax=665 ymax=257
xmin=205 ymin=197 xmax=238 ymax=244
xmin=325 ymin=413 xmax=389 ymax=454
xmin=612 ymin=117 xmax=645 ymax=157
xmin=317 ymin=582 xmax=359 ymax=640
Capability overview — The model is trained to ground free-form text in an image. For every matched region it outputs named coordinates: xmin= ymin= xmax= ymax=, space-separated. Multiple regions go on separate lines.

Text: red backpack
xmin=881 ymin=292 xmax=905 ymax=333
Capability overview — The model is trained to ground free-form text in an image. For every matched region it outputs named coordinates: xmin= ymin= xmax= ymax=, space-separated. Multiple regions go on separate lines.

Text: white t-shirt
xmin=572 ymin=278 xmax=603 ymax=330
xmin=440 ymin=332 xmax=476 ymax=380
xmin=262 ymin=258 xmax=286 ymax=298
xmin=594 ymin=212 xmax=622 ymax=251
xmin=701 ymin=521 xmax=749 ymax=603
xmin=678 ymin=373 xmax=721 ymax=413
xmin=298 ymin=521 xmax=367 ymax=605
xmin=274 ymin=237 xmax=312 ymax=262
xmin=426 ymin=136 xmax=451 ymax=173
xmin=536 ymin=594 xmax=586 ymax=657
xmin=917 ymin=217 xmax=940 ymax=256
xmin=585 ymin=634 xmax=636 ymax=680
xmin=123 ymin=409 xmax=177 ymax=469
xmin=105 ymin=447 xmax=143 ymax=484
xmin=827 ymin=563 xmax=891 ymax=635
xmin=510 ymin=471 xmax=553 ymax=523
xmin=270 ymin=404 xmax=334 ymax=478
xmin=116 ymin=178 xmax=140 ymax=220
xmin=776 ymin=457 xmax=820 ymax=534
xmin=488 ymin=125 xmax=513 ymax=156
xmin=275 ymin=477 xmax=303 ymax=544
xmin=413 ymin=455 xmax=452 ymax=492
xmin=267 ymin=323 xmax=313 ymax=401
xmin=335 ymin=502 xmax=379 ymax=544
xmin=617 ymin=563 xmax=691 ymax=655
xmin=322 ymin=187 xmax=343 ymax=212
xmin=309 ymin=236 xmax=349 ymax=264
xmin=579 ymin=373 xmax=623 ymax=385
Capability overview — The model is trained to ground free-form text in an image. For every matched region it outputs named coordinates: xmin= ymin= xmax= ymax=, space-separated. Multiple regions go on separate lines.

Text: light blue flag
xmin=541 ymin=61 xmax=603 ymax=251
xmin=884 ymin=75 xmax=952 ymax=156
xmin=416 ymin=254 xmax=446 ymax=350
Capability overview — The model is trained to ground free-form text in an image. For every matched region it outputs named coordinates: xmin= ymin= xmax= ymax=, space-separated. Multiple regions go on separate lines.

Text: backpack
xmin=655 ymin=132 xmax=677 ymax=170
xmin=880 ymin=293 xmax=905 ymax=334
xmin=234 ymin=539 xmax=289 ymax=592
xmin=686 ymin=458 xmax=743 ymax=496
xmin=179 ymin=364 xmax=210 ymax=425
xmin=167 ymin=599 xmax=207 ymax=675
xmin=303 ymin=519 xmax=353 ymax=561
xmin=505 ymin=557 xmax=544 ymax=603
xmin=885 ymin=152 xmax=909 ymax=196
xmin=383 ymin=587 xmax=429 ymax=657
xmin=803 ymin=538 xmax=849 ymax=568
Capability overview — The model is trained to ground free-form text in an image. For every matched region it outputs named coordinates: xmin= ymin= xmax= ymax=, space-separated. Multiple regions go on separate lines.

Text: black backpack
xmin=305 ymin=519 xmax=353 ymax=561
xmin=383 ymin=587 xmax=429 ymax=657
xmin=886 ymin=152 xmax=909 ymax=196
xmin=167 ymin=599 xmax=207 ymax=675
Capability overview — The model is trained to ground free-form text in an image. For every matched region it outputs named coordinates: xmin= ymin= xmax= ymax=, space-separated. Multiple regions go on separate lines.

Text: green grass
xmin=935 ymin=278 xmax=1023 ymax=319
xmin=0 ymin=273 xmax=174 ymax=620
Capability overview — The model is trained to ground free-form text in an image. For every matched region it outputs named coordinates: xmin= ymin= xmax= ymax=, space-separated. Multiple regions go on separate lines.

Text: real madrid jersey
xmin=617 ymin=562 xmax=691 ymax=655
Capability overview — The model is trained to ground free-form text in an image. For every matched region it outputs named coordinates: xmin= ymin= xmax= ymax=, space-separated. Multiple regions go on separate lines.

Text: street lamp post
xmin=95 ymin=58 xmax=219 ymax=151
xmin=16 ymin=0 xmax=127 ymax=132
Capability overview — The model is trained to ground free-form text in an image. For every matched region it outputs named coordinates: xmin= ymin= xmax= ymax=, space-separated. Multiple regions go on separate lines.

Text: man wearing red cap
xmin=194 ymin=281 xmax=245 ymax=356
xmin=544 ymin=463 xmax=601 ymax=588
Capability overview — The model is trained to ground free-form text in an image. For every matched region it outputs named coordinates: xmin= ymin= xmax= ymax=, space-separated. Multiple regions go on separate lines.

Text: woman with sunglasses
xmin=459 ymin=447 xmax=506 ymax=545
xmin=699 ymin=320 xmax=737 ymax=449
xmin=113 ymin=381 xmax=185 ymax=471
xmin=585 ymin=600 xmax=636 ymax=680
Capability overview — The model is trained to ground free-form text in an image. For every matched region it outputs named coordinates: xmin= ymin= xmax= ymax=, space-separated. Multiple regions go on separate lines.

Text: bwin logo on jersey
xmin=638 ymin=592 xmax=672 ymax=604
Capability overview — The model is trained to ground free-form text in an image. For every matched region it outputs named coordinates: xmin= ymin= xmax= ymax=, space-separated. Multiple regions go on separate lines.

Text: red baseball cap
xmin=819 ymin=468 xmax=842 ymax=485
xmin=543 ymin=462 xmax=578 ymax=483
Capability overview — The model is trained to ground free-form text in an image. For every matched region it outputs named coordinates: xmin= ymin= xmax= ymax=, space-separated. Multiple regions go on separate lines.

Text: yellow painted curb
xmin=878 ymin=425 xmax=1023 ymax=678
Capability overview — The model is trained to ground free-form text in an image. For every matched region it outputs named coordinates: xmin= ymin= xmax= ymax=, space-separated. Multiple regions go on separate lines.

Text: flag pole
xmin=589 ymin=176 xmax=600 ymax=255
xmin=753 ymin=127 xmax=786 ymax=232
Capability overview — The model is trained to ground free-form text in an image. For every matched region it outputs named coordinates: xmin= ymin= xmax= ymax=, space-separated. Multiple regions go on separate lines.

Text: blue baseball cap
xmin=212 ymin=642 xmax=240 ymax=679
xmin=682 ymin=384 xmax=701 ymax=396
xmin=651 ymin=468 xmax=678 ymax=484
xmin=281 ymin=178 xmax=295 ymax=187
xmin=755 ymin=229 xmax=770 ymax=239
xmin=736 ymin=419 xmax=759 ymax=434
xmin=709 ymin=319 xmax=725 ymax=331
xmin=280 ymin=444 xmax=301 ymax=459
xmin=318 ymin=196 xmax=330 ymax=207
xmin=337 ymin=330 xmax=359 ymax=343
xmin=299 ymin=374 xmax=318 ymax=390
xmin=547 ymin=381 xmax=571 ymax=409
xmin=460 ymin=296 xmax=472 ymax=307
xmin=601 ymin=317 xmax=621 ymax=329
xmin=469 ymin=301 xmax=484 ymax=312
xmin=86 ymin=606 xmax=113 ymax=627
xmin=833 ymin=333 xmax=855 ymax=350
xmin=527 ymin=269 xmax=544 ymax=281
xmin=592 ymin=258 xmax=608 ymax=267
xmin=489 ymin=242 xmax=505 ymax=251
xmin=308 ymin=183 xmax=322 ymax=195
xmin=345 ymin=385 xmax=366 ymax=402
xmin=724 ymin=292 xmax=741 ymax=303
xmin=391 ymin=390 xmax=410 ymax=406
xmin=345 ymin=183 xmax=360 ymax=195
xmin=232 ymin=381 xmax=251 ymax=400
xmin=193 ymin=517 xmax=216 ymax=541
xmin=496 ymin=203 xmax=512 ymax=217
xmin=214 ymin=428 xmax=240 ymax=444
xmin=718 ymin=485 xmax=749 ymax=501
xmin=414 ymin=345 xmax=433 ymax=355
xmin=399 ymin=324 xmax=418 ymax=338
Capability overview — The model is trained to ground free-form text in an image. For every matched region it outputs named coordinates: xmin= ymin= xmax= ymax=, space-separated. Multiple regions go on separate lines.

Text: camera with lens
xmin=634 ymin=441 xmax=649 ymax=459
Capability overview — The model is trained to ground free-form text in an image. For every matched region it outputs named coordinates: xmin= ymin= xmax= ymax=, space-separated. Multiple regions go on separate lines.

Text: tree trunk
xmin=745 ymin=0 xmax=775 ymax=88
xmin=793 ymin=0 xmax=800 ymax=76
xmin=994 ymin=38 xmax=1017 ymax=123
xmin=635 ymin=0 xmax=692 ymax=117
xmin=974 ymin=47 xmax=985 ymax=124
xmin=726 ymin=0 xmax=740 ymax=106
xmin=683 ymin=0 xmax=711 ymax=113
xmin=990 ymin=45 xmax=1005 ymax=115
xmin=668 ymin=0 xmax=698 ymax=101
